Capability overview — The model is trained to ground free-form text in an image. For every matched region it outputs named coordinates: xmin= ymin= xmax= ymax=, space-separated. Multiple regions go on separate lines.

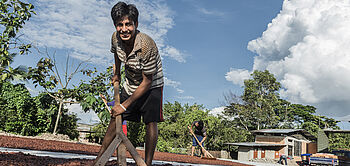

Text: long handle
xmin=113 ymin=65 xmax=126 ymax=166
xmin=187 ymin=126 xmax=214 ymax=158
xmin=99 ymin=94 xmax=111 ymax=113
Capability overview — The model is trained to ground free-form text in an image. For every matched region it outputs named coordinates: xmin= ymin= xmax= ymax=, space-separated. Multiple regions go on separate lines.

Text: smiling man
xmin=93 ymin=2 xmax=164 ymax=166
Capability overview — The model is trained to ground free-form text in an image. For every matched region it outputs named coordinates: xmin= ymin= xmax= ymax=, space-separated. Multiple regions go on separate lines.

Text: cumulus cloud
xmin=225 ymin=68 xmax=251 ymax=86
xmin=210 ymin=106 xmax=225 ymax=117
xmin=23 ymin=0 xmax=187 ymax=64
xmin=228 ymin=0 xmax=350 ymax=116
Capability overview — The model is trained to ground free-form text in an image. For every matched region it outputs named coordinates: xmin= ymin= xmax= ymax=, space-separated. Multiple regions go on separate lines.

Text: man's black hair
xmin=197 ymin=120 xmax=204 ymax=129
xmin=111 ymin=1 xmax=139 ymax=26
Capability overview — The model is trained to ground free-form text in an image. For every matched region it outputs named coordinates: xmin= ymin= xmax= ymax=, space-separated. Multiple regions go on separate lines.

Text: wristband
xmin=120 ymin=104 xmax=126 ymax=111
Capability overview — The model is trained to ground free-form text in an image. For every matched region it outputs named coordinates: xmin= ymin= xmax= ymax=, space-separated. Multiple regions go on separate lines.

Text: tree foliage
xmin=0 ymin=81 xmax=79 ymax=139
xmin=0 ymin=0 xmax=35 ymax=81
xmin=225 ymin=70 xmax=281 ymax=130
xmin=27 ymin=52 xmax=85 ymax=134
xmin=156 ymin=101 xmax=251 ymax=153
xmin=0 ymin=81 xmax=37 ymax=135
xmin=76 ymin=65 xmax=126 ymax=143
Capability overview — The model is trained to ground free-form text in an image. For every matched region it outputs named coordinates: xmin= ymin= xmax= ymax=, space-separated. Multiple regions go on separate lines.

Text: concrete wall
xmin=266 ymin=149 xmax=276 ymax=159
xmin=238 ymin=146 xmax=252 ymax=161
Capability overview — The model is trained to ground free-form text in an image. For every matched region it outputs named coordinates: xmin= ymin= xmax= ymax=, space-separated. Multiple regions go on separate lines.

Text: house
xmin=77 ymin=123 xmax=96 ymax=143
xmin=226 ymin=129 xmax=317 ymax=161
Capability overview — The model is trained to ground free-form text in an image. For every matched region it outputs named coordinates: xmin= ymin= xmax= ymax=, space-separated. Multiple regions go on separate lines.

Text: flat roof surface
xmin=225 ymin=142 xmax=286 ymax=147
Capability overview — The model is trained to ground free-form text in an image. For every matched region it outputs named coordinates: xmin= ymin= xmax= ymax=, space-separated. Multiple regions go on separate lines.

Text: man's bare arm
xmin=111 ymin=71 xmax=152 ymax=117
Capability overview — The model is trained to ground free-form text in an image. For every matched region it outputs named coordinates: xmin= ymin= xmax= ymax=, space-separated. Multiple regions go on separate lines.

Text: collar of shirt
xmin=116 ymin=30 xmax=142 ymax=63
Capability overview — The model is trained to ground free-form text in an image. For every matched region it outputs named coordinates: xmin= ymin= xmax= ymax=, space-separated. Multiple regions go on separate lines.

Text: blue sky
xmin=12 ymin=0 xmax=350 ymax=129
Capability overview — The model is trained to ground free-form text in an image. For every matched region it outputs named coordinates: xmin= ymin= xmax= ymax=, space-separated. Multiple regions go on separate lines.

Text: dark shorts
xmin=120 ymin=87 xmax=164 ymax=124
xmin=192 ymin=135 xmax=204 ymax=147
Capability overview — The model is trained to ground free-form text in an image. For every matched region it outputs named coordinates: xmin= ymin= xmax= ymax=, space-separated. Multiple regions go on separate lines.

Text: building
xmin=226 ymin=129 xmax=317 ymax=161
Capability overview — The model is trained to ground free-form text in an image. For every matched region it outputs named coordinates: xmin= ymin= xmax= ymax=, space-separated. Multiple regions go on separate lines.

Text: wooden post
xmin=113 ymin=80 xmax=127 ymax=166
xmin=94 ymin=67 xmax=146 ymax=166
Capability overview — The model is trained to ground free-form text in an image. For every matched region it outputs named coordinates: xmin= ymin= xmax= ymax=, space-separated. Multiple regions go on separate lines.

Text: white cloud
xmin=210 ymin=106 xmax=225 ymax=117
xmin=67 ymin=104 xmax=99 ymax=125
xmin=161 ymin=46 xmax=187 ymax=63
xmin=164 ymin=77 xmax=184 ymax=93
xmin=242 ymin=0 xmax=350 ymax=116
xmin=176 ymin=96 xmax=195 ymax=100
xmin=23 ymin=0 xmax=187 ymax=64
xmin=197 ymin=7 xmax=224 ymax=16
xmin=337 ymin=115 xmax=350 ymax=122
xmin=225 ymin=68 xmax=251 ymax=86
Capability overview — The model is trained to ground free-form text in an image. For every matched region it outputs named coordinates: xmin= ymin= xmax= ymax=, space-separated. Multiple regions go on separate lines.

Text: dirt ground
xmin=0 ymin=135 xmax=248 ymax=166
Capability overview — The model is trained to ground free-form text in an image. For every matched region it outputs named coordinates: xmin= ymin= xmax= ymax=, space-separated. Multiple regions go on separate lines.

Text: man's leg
xmin=201 ymin=147 xmax=207 ymax=157
xmin=191 ymin=146 xmax=195 ymax=156
xmin=145 ymin=122 xmax=158 ymax=166
xmin=92 ymin=117 xmax=116 ymax=165
xmin=284 ymin=156 xmax=287 ymax=165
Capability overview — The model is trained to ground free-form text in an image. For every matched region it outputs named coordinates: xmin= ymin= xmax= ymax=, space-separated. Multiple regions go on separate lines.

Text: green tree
xmin=225 ymin=70 xmax=281 ymax=130
xmin=34 ymin=92 xmax=79 ymax=139
xmin=28 ymin=52 xmax=85 ymax=134
xmin=0 ymin=81 xmax=79 ymax=139
xmin=0 ymin=0 xmax=35 ymax=81
xmin=224 ymin=70 xmax=339 ymax=134
xmin=0 ymin=81 xmax=38 ymax=135
xmin=157 ymin=101 xmax=251 ymax=153
xmin=75 ymin=65 xmax=126 ymax=143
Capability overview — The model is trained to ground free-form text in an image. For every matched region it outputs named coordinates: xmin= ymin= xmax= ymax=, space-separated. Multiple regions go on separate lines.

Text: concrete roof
xmin=225 ymin=142 xmax=286 ymax=147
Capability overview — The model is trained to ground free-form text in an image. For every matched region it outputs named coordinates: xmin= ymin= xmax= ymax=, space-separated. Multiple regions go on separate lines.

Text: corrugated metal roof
xmin=251 ymin=129 xmax=304 ymax=134
xmin=251 ymin=129 xmax=317 ymax=141
xmin=323 ymin=129 xmax=350 ymax=133
xmin=225 ymin=142 xmax=286 ymax=147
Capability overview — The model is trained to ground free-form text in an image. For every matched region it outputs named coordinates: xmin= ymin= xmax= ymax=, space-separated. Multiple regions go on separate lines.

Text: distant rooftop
xmin=323 ymin=129 xmax=350 ymax=134
xmin=251 ymin=129 xmax=304 ymax=134
xmin=225 ymin=142 xmax=286 ymax=147
xmin=251 ymin=129 xmax=316 ymax=140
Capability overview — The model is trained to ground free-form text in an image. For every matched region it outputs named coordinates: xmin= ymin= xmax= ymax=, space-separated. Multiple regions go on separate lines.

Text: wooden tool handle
xmin=187 ymin=126 xmax=214 ymax=158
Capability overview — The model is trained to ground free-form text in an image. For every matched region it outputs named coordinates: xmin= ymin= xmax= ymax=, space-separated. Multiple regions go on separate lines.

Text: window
xmin=294 ymin=141 xmax=302 ymax=156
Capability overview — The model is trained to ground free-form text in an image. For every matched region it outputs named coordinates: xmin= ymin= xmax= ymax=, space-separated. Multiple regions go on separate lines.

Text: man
xmin=189 ymin=120 xmax=207 ymax=157
xmin=94 ymin=2 xmax=164 ymax=166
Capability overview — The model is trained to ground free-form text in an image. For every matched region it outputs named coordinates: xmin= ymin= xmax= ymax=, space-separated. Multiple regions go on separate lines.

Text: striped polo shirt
xmin=110 ymin=31 xmax=164 ymax=95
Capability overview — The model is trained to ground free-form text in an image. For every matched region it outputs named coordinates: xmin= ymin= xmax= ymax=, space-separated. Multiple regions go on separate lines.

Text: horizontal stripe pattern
xmin=111 ymin=31 xmax=164 ymax=95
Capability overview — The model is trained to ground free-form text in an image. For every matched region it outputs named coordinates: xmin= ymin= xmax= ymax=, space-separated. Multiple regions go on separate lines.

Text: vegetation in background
xmin=1 ymin=0 xmax=35 ymax=81
xmin=0 ymin=82 xmax=79 ymax=139
xmin=0 ymin=0 xmax=78 ymax=139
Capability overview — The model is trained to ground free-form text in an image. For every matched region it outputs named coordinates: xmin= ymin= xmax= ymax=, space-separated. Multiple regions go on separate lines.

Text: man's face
xmin=195 ymin=122 xmax=199 ymax=127
xmin=116 ymin=17 xmax=138 ymax=42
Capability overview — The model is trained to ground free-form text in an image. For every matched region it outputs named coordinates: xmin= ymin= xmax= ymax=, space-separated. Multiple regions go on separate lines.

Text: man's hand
xmin=111 ymin=74 xmax=120 ymax=84
xmin=188 ymin=126 xmax=193 ymax=133
xmin=111 ymin=104 xmax=125 ymax=117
